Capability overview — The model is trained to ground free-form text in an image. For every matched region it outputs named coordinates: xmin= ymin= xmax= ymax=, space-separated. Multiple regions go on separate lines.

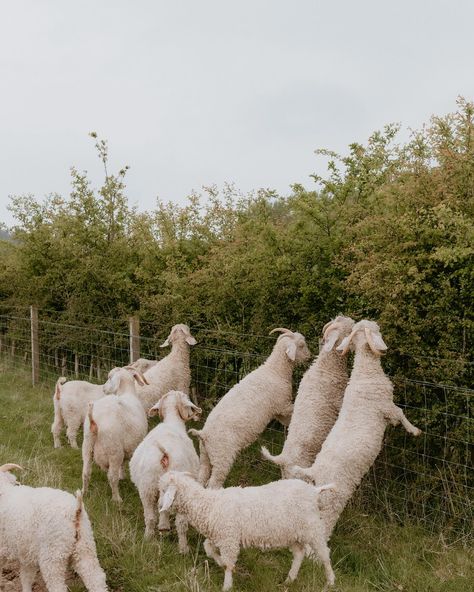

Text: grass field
xmin=0 ymin=364 xmax=472 ymax=592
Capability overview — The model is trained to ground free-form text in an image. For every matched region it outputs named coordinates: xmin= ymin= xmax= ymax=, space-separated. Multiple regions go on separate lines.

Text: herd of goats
xmin=0 ymin=316 xmax=422 ymax=591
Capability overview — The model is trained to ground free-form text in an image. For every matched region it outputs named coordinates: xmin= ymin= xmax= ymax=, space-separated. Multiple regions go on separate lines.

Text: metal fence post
xmin=30 ymin=305 xmax=39 ymax=385
xmin=129 ymin=316 xmax=140 ymax=364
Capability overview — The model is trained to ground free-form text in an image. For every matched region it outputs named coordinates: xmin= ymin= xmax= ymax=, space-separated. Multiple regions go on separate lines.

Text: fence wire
xmin=0 ymin=306 xmax=472 ymax=537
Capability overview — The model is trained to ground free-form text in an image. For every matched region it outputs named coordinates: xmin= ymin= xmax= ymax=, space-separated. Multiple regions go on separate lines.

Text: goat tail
xmin=154 ymin=442 xmax=170 ymax=470
xmin=260 ymin=446 xmax=286 ymax=466
xmin=87 ymin=402 xmax=98 ymax=435
xmin=54 ymin=376 xmax=67 ymax=400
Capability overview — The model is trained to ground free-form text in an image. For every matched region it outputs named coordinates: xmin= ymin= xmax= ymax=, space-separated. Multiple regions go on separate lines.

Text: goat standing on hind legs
xmin=290 ymin=319 xmax=421 ymax=540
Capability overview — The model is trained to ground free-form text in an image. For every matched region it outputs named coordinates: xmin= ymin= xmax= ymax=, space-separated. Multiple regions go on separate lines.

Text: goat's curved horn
xmin=0 ymin=464 xmax=23 ymax=472
xmin=323 ymin=322 xmax=343 ymax=340
xmin=339 ymin=327 xmax=358 ymax=356
xmin=269 ymin=327 xmax=293 ymax=336
xmin=364 ymin=328 xmax=383 ymax=356
xmin=322 ymin=320 xmax=333 ymax=335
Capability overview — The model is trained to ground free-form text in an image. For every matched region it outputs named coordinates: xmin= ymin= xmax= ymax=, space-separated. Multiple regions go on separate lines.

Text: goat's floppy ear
xmin=365 ymin=328 xmax=388 ymax=355
xmin=132 ymin=370 xmax=149 ymax=386
xmin=285 ymin=341 xmax=297 ymax=361
xmin=161 ymin=327 xmax=174 ymax=348
xmin=186 ymin=335 xmax=197 ymax=346
xmin=159 ymin=485 xmax=177 ymax=512
xmin=336 ymin=326 xmax=358 ymax=355
xmin=178 ymin=398 xmax=202 ymax=421
xmin=107 ymin=371 xmax=121 ymax=393
xmin=322 ymin=329 xmax=340 ymax=353
xmin=148 ymin=400 xmax=162 ymax=418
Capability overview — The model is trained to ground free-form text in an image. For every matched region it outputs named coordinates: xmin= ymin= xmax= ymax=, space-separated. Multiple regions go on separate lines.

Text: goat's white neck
xmin=264 ymin=344 xmax=294 ymax=380
xmin=315 ymin=347 xmax=348 ymax=375
xmin=168 ymin=339 xmax=190 ymax=362
xmin=161 ymin=407 xmax=186 ymax=430
xmin=114 ymin=374 xmax=139 ymax=398
xmin=352 ymin=344 xmax=383 ymax=375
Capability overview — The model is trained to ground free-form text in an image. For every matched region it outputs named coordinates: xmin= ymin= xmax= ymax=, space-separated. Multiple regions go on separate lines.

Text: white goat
xmin=129 ymin=391 xmax=201 ymax=550
xmin=136 ymin=324 xmax=197 ymax=412
xmin=51 ymin=377 xmax=104 ymax=449
xmin=262 ymin=316 xmax=355 ymax=477
xmin=82 ymin=367 xmax=149 ymax=502
xmin=159 ymin=471 xmax=336 ymax=591
xmin=189 ymin=328 xmax=310 ymax=489
xmin=0 ymin=463 xmax=108 ymax=592
xmin=290 ymin=320 xmax=421 ymax=539
xmin=50 ymin=357 xmax=152 ymax=449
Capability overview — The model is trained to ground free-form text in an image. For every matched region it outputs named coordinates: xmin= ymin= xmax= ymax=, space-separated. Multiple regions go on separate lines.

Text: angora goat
xmin=137 ymin=324 xmax=197 ymax=412
xmin=0 ymin=463 xmax=108 ymax=592
xmin=130 ymin=390 xmax=201 ymax=550
xmin=262 ymin=316 xmax=354 ymax=477
xmin=190 ymin=328 xmax=310 ymax=488
xmin=159 ymin=471 xmax=336 ymax=591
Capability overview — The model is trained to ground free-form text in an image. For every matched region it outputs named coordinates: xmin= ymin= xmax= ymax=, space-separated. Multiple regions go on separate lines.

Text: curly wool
xmin=130 ymin=391 xmax=201 ymax=550
xmin=192 ymin=330 xmax=310 ymax=489
xmin=290 ymin=320 xmax=421 ymax=540
xmin=262 ymin=316 xmax=354 ymax=477
xmin=0 ymin=470 xmax=107 ymax=592
xmin=136 ymin=324 xmax=196 ymax=412
xmin=159 ymin=471 xmax=335 ymax=591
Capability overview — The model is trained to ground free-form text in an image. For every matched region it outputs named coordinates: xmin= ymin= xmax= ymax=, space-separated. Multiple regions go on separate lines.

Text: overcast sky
xmin=1 ymin=0 xmax=473 ymax=227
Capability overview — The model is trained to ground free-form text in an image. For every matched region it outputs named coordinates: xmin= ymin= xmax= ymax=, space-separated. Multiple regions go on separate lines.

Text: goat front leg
xmin=175 ymin=513 xmax=190 ymax=554
xmin=388 ymin=405 xmax=421 ymax=436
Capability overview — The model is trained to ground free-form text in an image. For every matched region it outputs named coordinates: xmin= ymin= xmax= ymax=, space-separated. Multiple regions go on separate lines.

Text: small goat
xmin=130 ymin=390 xmax=201 ymax=550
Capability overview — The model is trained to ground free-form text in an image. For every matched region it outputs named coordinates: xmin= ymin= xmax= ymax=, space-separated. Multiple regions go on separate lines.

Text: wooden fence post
xmin=129 ymin=316 xmax=140 ymax=364
xmin=30 ymin=305 xmax=39 ymax=386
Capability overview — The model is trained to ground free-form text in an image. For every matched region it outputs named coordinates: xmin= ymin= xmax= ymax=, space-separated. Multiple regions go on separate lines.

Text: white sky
xmin=1 ymin=0 xmax=473 ymax=227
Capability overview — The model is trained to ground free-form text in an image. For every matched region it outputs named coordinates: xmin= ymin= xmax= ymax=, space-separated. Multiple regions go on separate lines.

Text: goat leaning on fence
xmin=136 ymin=324 xmax=197 ymax=412
xmin=289 ymin=320 xmax=422 ymax=540
xmin=190 ymin=328 xmax=311 ymax=489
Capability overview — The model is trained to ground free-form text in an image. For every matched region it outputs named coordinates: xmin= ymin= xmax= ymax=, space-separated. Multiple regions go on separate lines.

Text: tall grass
xmin=0 ymin=366 xmax=472 ymax=591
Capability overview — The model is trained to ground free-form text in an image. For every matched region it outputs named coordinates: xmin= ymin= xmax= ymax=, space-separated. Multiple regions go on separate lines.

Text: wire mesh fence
xmin=0 ymin=304 xmax=472 ymax=538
